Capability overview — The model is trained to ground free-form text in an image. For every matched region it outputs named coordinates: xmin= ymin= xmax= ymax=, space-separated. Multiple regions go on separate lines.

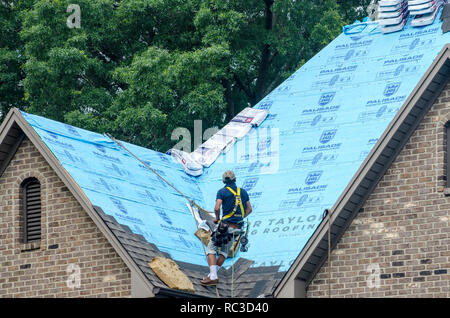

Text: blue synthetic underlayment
xmin=22 ymin=112 xmax=207 ymax=264
xmin=22 ymin=12 xmax=450 ymax=272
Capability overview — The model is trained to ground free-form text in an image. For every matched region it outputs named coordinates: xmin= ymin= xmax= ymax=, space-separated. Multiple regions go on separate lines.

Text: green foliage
xmin=0 ymin=0 xmax=371 ymax=151
xmin=0 ymin=0 xmax=34 ymax=116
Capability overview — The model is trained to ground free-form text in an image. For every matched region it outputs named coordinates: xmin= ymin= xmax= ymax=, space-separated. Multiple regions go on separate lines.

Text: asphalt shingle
xmin=93 ymin=205 xmax=282 ymax=298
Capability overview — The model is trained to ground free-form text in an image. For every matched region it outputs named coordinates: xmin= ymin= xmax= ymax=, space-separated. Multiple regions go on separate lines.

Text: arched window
xmin=21 ymin=178 xmax=41 ymax=243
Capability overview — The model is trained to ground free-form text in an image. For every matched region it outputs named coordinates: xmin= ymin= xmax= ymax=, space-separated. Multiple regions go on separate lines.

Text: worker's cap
xmin=222 ymin=170 xmax=236 ymax=184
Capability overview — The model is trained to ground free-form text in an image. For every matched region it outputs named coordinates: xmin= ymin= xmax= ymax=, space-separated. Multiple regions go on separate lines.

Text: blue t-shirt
xmin=216 ymin=182 xmax=249 ymax=224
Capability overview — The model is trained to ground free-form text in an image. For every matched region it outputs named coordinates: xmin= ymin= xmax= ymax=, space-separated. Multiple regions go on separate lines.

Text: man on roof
xmin=200 ymin=170 xmax=253 ymax=286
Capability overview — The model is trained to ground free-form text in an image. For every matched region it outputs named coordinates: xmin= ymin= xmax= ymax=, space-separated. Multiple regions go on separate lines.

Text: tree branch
xmin=268 ymin=48 xmax=278 ymax=64
xmin=254 ymin=0 xmax=275 ymax=102
xmin=233 ymin=73 xmax=254 ymax=102
xmin=222 ymin=78 xmax=235 ymax=121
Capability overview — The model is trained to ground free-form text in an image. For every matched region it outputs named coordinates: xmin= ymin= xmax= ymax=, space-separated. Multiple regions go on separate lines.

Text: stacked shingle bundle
xmin=378 ymin=0 xmax=410 ymax=33
xmin=190 ymin=107 xmax=268 ymax=168
xmin=410 ymin=0 xmax=445 ymax=26
xmin=441 ymin=3 xmax=450 ymax=32
xmin=167 ymin=107 xmax=268 ymax=176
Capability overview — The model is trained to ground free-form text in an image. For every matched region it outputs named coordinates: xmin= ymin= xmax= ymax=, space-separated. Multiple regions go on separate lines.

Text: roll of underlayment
xmin=166 ymin=148 xmax=204 ymax=176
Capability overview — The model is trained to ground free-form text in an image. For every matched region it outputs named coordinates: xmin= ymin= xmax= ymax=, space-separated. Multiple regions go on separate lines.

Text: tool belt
xmin=211 ymin=222 xmax=233 ymax=248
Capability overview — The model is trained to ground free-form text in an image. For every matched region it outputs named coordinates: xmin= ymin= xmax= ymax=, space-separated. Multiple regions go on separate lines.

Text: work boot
xmin=200 ymin=276 xmax=219 ymax=286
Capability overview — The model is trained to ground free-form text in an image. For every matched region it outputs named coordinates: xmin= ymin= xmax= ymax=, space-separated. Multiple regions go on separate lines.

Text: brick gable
xmin=0 ymin=138 xmax=131 ymax=297
xmin=307 ymin=83 xmax=450 ymax=298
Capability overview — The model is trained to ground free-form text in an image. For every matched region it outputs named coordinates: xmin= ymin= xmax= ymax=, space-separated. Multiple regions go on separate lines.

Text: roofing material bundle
xmin=410 ymin=0 xmax=445 ymax=26
xmin=442 ymin=2 xmax=450 ymax=32
xmin=231 ymin=107 xmax=269 ymax=127
xmin=191 ymin=133 xmax=236 ymax=168
xmin=172 ymin=107 xmax=268 ymax=173
xmin=216 ymin=121 xmax=252 ymax=140
xmin=378 ymin=0 xmax=410 ymax=33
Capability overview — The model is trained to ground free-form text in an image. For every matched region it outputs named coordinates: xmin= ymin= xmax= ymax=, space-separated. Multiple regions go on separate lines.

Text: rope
xmin=105 ymin=133 xmax=222 ymax=296
xmin=104 ymin=133 xmax=213 ymax=217
xmin=322 ymin=209 xmax=332 ymax=298
xmin=105 ymin=132 xmax=210 ymax=255
xmin=190 ymin=210 xmax=222 ymax=298
xmin=231 ymin=230 xmax=236 ymax=298
xmin=215 ymin=227 xmax=241 ymax=298
xmin=106 ymin=133 xmax=245 ymax=298
xmin=188 ymin=203 xmax=208 ymax=259
xmin=104 ymin=133 xmax=192 ymax=201
xmin=215 ymin=286 xmax=220 ymax=298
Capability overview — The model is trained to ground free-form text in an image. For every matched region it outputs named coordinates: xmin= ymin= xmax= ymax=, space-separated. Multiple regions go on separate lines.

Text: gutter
xmin=153 ymin=287 xmax=210 ymax=298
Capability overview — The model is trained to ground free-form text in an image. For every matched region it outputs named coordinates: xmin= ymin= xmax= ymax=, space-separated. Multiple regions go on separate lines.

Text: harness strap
xmin=222 ymin=187 xmax=245 ymax=222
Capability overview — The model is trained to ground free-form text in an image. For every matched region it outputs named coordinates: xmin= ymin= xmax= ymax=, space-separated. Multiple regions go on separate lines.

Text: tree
xmin=0 ymin=0 xmax=34 ymax=117
xmin=1 ymin=0 xmax=372 ymax=151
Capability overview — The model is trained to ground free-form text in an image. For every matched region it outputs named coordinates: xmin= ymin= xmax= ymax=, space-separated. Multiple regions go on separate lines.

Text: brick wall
xmin=307 ymin=83 xmax=450 ymax=297
xmin=0 ymin=138 xmax=132 ymax=297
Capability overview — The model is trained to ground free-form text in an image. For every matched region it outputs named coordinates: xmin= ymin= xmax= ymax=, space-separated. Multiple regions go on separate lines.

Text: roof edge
xmin=0 ymin=110 xmax=25 ymax=178
xmin=153 ymin=286 xmax=209 ymax=298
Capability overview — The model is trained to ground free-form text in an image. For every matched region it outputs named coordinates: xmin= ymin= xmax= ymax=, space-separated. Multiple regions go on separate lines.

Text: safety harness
xmin=106 ymin=133 xmax=247 ymax=296
xmin=212 ymin=187 xmax=245 ymax=249
xmin=221 ymin=187 xmax=245 ymax=224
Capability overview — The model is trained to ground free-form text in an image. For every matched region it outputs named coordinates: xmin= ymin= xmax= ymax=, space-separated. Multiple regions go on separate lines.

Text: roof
xmin=198 ymin=12 xmax=450 ymax=273
xmin=273 ymin=43 xmax=450 ymax=297
xmin=0 ymin=109 xmax=282 ymax=298
xmin=1 ymin=10 xmax=450 ymax=298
